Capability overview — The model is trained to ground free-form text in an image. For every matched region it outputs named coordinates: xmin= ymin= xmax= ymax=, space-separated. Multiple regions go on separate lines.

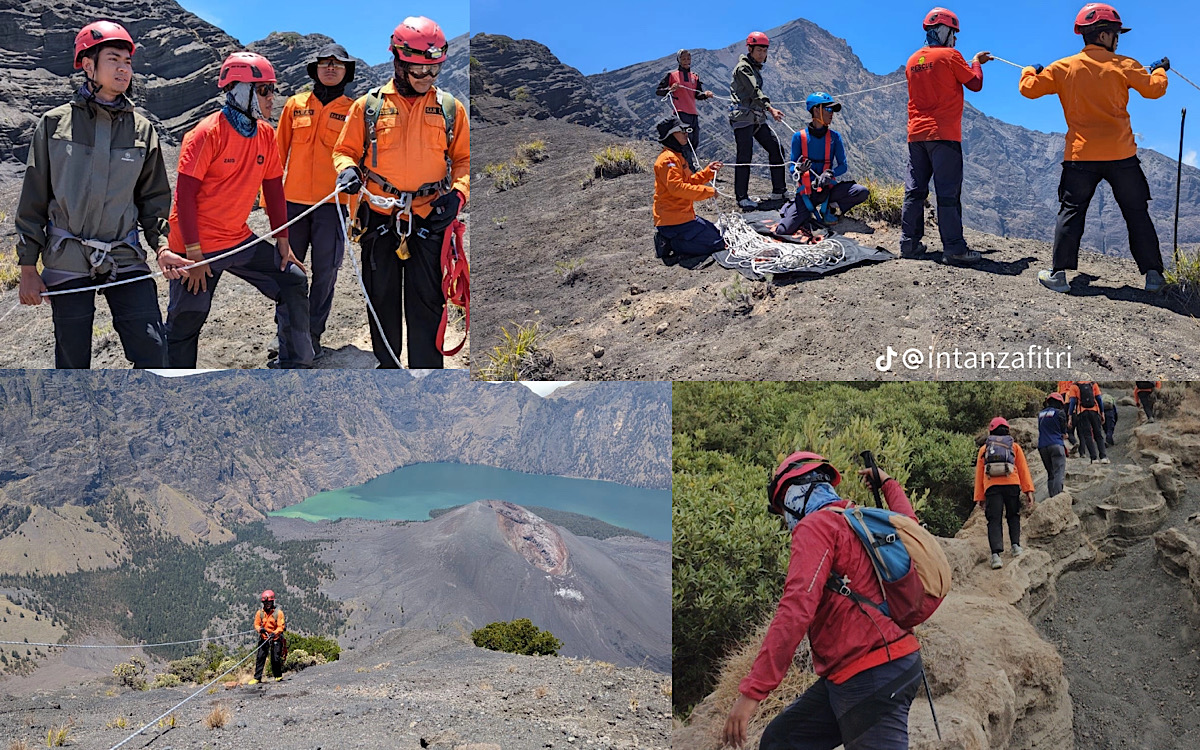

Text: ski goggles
xmin=406 ymin=63 xmax=442 ymax=79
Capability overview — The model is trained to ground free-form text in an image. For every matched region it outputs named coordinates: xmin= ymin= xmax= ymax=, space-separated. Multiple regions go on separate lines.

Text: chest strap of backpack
xmin=360 ymin=85 xmax=457 ymax=200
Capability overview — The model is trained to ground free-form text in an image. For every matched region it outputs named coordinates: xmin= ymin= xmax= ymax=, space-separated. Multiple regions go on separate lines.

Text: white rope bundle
xmin=715 ymin=211 xmax=848 ymax=275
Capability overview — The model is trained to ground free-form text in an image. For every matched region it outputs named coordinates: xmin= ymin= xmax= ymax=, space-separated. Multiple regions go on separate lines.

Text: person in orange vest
xmin=250 ymin=589 xmax=285 ymax=684
xmin=1020 ymin=3 xmax=1168 ymax=294
xmin=652 ymin=117 xmax=724 ymax=259
xmin=1058 ymin=379 xmax=1082 ymax=455
xmin=899 ymin=7 xmax=992 ymax=265
xmin=1068 ymin=379 xmax=1109 ymax=463
xmin=1133 ymin=379 xmax=1162 ymax=422
xmin=161 ymin=52 xmax=312 ymax=368
xmin=332 ymin=17 xmax=470 ymax=369
xmin=974 ymin=417 xmax=1035 ymax=570
xmin=274 ymin=43 xmax=358 ymax=364
xmin=655 ymin=50 xmax=713 ymax=152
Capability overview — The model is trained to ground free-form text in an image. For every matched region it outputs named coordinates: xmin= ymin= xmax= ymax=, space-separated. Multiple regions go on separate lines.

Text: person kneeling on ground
xmin=251 ymin=589 xmax=285 ymax=684
xmin=723 ymin=452 xmax=925 ymax=749
xmin=974 ymin=417 xmax=1035 ymax=570
xmin=776 ymin=92 xmax=870 ymax=235
xmin=652 ymin=117 xmax=725 ymax=259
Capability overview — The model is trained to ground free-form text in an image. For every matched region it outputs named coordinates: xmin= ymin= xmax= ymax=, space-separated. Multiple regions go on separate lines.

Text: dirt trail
xmin=1034 ymin=401 xmax=1200 ymax=749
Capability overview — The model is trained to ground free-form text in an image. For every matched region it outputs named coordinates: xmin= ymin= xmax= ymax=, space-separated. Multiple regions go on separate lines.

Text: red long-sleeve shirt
xmin=739 ymin=479 xmax=922 ymax=700
xmin=906 ymin=46 xmax=983 ymax=143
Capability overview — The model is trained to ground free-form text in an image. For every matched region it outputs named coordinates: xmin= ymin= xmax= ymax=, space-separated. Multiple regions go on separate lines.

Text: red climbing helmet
xmin=923 ymin=7 xmax=961 ymax=31
xmin=746 ymin=31 xmax=770 ymax=48
xmin=767 ymin=451 xmax=841 ymax=515
xmin=218 ymin=52 xmax=277 ymax=87
xmin=989 ymin=417 xmax=1010 ymax=431
xmin=261 ymin=590 xmax=275 ymax=602
xmin=390 ymin=16 xmax=449 ymax=64
xmin=73 ymin=21 xmax=135 ymax=69
xmin=1074 ymin=3 xmax=1130 ymax=34
xmin=1047 ymin=392 xmax=1066 ymax=405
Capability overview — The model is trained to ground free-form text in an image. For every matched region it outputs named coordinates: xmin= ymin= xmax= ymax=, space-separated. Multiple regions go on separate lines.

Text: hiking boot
xmin=900 ymin=242 xmax=928 ymax=259
xmin=1011 ymin=544 xmax=1024 ymax=557
xmin=991 ymin=553 xmax=1003 ymax=570
xmin=764 ymin=192 xmax=789 ymax=201
xmin=1038 ymin=269 xmax=1070 ymax=293
xmin=1099 ymin=457 xmax=1111 ymax=464
xmin=275 ymin=677 xmax=283 ymax=682
xmin=943 ymin=250 xmax=982 ymax=266
xmin=247 ymin=679 xmax=259 ymax=685
xmin=738 ymin=198 xmax=758 ymax=210
xmin=1145 ymin=269 xmax=1165 ymax=293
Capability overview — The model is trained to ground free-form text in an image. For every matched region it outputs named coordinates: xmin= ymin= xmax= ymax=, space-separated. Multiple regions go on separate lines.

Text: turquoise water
xmin=269 ymin=462 xmax=671 ymax=541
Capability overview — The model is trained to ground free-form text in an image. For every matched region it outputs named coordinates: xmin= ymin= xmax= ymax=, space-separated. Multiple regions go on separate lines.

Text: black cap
xmin=307 ymin=43 xmax=356 ymax=81
xmin=656 ymin=116 xmax=691 ymax=145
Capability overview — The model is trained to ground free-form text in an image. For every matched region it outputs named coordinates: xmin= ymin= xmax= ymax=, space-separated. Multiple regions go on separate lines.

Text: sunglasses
xmin=255 ymin=84 xmax=276 ymax=97
xmin=317 ymin=59 xmax=347 ymax=69
xmin=406 ymin=64 xmax=442 ymax=79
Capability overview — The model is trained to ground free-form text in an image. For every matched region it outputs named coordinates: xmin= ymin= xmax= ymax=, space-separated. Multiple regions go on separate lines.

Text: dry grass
xmin=9 ymin=740 xmax=30 ymax=750
xmin=104 ymin=716 xmax=128 ymax=730
xmin=554 ymin=258 xmax=585 ymax=286
xmin=847 ymin=177 xmax=905 ymax=225
xmin=0 ymin=246 xmax=19 ymax=291
xmin=204 ymin=704 xmax=230 ymax=730
xmin=515 ymin=139 xmax=548 ymax=164
xmin=593 ymin=146 xmax=644 ymax=179
xmin=44 ymin=723 xmax=71 ymax=747
xmin=478 ymin=321 xmax=552 ymax=380
xmin=534 ymin=685 xmax=548 ymax=698
xmin=484 ymin=160 xmax=529 ymax=192
xmin=157 ymin=714 xmax=176 ymax=729
xmin=1166 ymin=245 xmax=1200 ymax=303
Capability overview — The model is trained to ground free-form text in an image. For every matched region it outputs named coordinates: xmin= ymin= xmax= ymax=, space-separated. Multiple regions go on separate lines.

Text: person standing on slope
xmin=163 ymin=52 xmax=313 ymax=368
xmin=974 ymin=417 xmax=1035 ymax=570
xmin=1101 ymin=392 xmax=1119 ymax=446
xmin=722 ymin=453 xmax=925 ymax=749
xmin=1134 ymin=379 xmax=1161 ymax=422
xmin=332 ymin=16 xmax=470 ymax=369
xmin=1068 ymin=379 xmax=1110 ymax=464
xmin=1038 ymin=392 xmax=1071 ymax=498
xmin=656 ymin=50 xmax=713 ymax=152
xmin=652 ymin=117 xmax=725 ymax=259
xmin=274 ymin=43 xmax=358 ymax=364
xmin=729 ymin=32 xmax=788 ymax=211
xmin=15 ymin=21 xmax=183 ymax=368
xmin=1020 ymin=3 xmax=1169 ymax=294
xmin=899 ymin=7 xmax=992 ymax=265
xmin=251 ymin=589 xmax=286 ymax=684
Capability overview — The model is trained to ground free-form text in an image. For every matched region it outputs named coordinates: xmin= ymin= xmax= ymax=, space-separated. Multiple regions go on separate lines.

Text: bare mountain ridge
xmin=471 ymin=18 xmax=1200 ymax=256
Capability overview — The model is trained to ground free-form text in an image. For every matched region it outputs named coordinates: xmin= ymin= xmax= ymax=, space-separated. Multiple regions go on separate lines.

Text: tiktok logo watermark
xmin=876 ymin=345 xmax=1073 ymax=372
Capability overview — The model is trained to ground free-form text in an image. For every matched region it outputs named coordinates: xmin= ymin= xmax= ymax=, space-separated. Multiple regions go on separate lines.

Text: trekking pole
xmin=859 ymin=450 xmax=884 ymax=508
xmin=922 ymin=666 xmax=943 ymax=740
xmin=1175 ymin=108 xmax=1187 ymax=269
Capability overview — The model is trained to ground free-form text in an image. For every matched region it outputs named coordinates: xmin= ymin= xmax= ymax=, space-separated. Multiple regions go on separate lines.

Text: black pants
xmin=984 ymin=485 xmax=1022 ymax=554
xmin=48 ymin=270 xmax=166 ymax=369
xmin=277 ymin=201 xmax=348 ymax=357
xmin=1039 ymin=444 xmax=1067 ymax=498
xmin=254 ymin=636 xmax=283 ymax=681
xmin=1104 ymin=407 xmax=1118 ymax=445
xmin=1051 ymin=157 xmax=1163 ymax=274
xmin=733 ymin=123 xmax=786 ymax=200
xmin=678 ymin=111 xmax=700 ymax=151
xmin=1139 ymin=391 xmax=1157 ymax=421
xmin=1076 ymin=410 xmax=1106 ymax=460
xmin=900 ymin=140 xmax=968 ymax=256
xmin=358 ymin=207 xmax=447 ymax=369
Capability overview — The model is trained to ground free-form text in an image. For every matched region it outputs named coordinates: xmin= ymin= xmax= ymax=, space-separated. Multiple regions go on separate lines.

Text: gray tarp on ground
xmin=711 ymin=211 xmax=896 ymax=281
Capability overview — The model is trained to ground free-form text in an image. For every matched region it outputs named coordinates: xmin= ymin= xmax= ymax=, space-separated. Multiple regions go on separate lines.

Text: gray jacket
xmin=729 ymin=54 xmax=771 ymax=128
xmin=16 ymin=90 xmax=171 ymax=281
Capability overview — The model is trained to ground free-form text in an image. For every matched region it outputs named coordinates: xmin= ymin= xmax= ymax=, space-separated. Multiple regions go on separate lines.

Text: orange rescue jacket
xmin=332 ymin=82 xmax=469 ymax=218
xmin=652 ymin=148 xmax=715 ymax=226
xmin=1068 ymin=382 xmax=1104 ymax=414
xmin=1019 ymin=46 xmax=1167 ymax=162
xmin=278 ymin=91 xmax=355 ymax=206
xmin=255 ymin=607 xmax=285 ymax=637
xmin=975 ymin=440 xmax=1035 ymax=502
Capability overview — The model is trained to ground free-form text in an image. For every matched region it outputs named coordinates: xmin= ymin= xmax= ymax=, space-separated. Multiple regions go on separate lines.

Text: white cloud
xmin=1185 ymin=149 xmax=1198 ymax=168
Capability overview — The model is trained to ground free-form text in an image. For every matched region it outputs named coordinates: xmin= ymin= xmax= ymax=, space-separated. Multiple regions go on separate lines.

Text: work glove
xmin=425 ymin=189 xmax=462 ymax=233
xmin=795 ymin=157 xmax=812 ymax=174
xmin=336 ymin=166 xmax=363 ymax=195
xmin=817 ymin=171 xmax=836 ymax=190
xmin=1149 ymin=57 xmax=1170 ymax=73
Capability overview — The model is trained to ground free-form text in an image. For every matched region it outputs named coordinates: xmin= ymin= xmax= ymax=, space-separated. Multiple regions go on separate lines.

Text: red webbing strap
xmin=436 ymin=218 xmax=469 ymax=356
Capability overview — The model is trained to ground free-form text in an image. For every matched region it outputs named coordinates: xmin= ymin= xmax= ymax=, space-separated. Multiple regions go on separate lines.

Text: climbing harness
xmin=796 ymin=129 xmax=835 ymax=224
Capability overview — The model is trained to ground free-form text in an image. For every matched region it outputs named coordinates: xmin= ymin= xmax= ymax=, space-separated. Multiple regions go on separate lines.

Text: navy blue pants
xmin=1052 ymin=157 xmax=1162 ymax=274
xmin=1104 ymin=407 xmax=1118 ymax=445
xmin=276 ymin=201 xmax=347 ymax=360
xmin=166 ymin=236 xmax=312 ymax=368
xmin=777 ymin=182 xmax=871 ymax=235
xmin=655 ymin=217 xmax=725 ymax=257
xmin=900 ymin=140 xmax=968 ymax=256
xmin=734 ymin=123 xmax=786 ymax=200
xmin=48 ymin=270 xmax=166 ymax=369
xmin=759 ymin=652 xmax=923 ymax=750
xmin=1076 ymin=410 xmax=1106 ymax=460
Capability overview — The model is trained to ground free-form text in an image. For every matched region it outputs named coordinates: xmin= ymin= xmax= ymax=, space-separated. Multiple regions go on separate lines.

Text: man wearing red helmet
xmin=161 ymin=52 xmax=313 ymax=368
xmin=333 ymin=16 xmax=470 ymax=369
xmin=723 ymin=453 xmax=925 ymax=750
xmin=1020 ymin=4 xmax=1169 ymax=295
xmin=15 ymin=21 xmax=180 ymax=368
xmin=729 ymin=32 xmax=788 ymax=211
xmin=974 ymin=417 xmax=1035 ymax=570
xmin=251 ymin=590 xmax=285 ymax=684
xmin=899 ymin=7 xmax=992 ymax=265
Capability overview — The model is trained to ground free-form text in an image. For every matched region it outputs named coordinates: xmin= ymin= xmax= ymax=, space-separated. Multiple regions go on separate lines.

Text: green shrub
xmin=151 ymin=673 xmax=181 ymax=689
xmin=286 ymin=634 xmax=340 ymax=662
xmin=847 ymin=178 xmax=904 ymax=224
xmin=1166 ymin=245 xmax=1200 ymax=301
xmin=113 ymin=656 xmax=147 ymax=691
xmin=593 ymin=146 xmax=644 ymax=178
xmin=283 ymin=648 xmax=325 ymax=672
xmin=512 ymin=86 xmax=532 ymax=102
xmin=166 ymin=655 xmax=205 ymax=683
xmin=516 ymin=139 xmax=548 ymax=164
xmin=478 ymin=322 xmax=551 ymax=381
xmin=471 ymin=619 xmax=562 ymax=656
xmin=484 ymin=161 xmax=528 ymax=192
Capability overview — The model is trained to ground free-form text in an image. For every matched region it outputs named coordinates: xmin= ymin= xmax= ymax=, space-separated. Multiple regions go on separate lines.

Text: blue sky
xmin=180 ymin=1 xmax=469 ymax=66
xmin=473 ymin=0 xmax=1200 ymax=165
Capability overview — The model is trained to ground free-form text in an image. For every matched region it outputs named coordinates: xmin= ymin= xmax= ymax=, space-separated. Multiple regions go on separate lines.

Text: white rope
xmin=0 ymin=630 xmax=256 ymax=649
xmin=715 ymin=211 xmax=849 ymax=275
xmin=771 ymin=79 xmax=907 ymax=104
xmin=335 ymin=191 xmax=404 ymax=368
xmin=0 ymin=301 xmax=19 ymax=325
xmin=108 ymin=638 xmax=268 ymax=750
xmin=1172 ymin=67 xmax=1200 ymax=93
xmin=989 ymin=55 xmax=1026 ymax=70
